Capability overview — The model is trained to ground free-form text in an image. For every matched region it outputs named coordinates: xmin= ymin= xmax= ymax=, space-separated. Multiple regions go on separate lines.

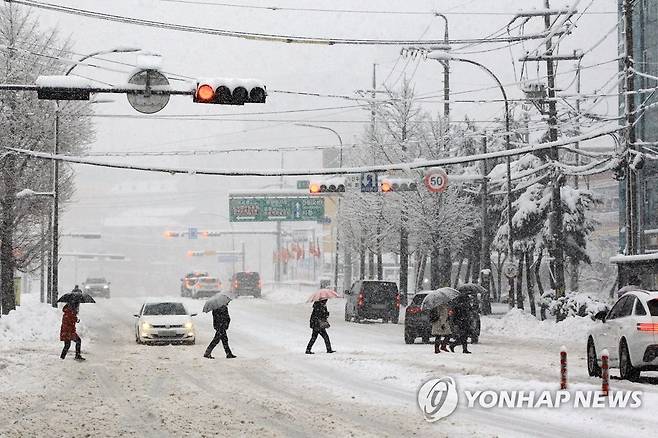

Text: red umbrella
xmin=307 ymin=289 xmax=339 ymax=303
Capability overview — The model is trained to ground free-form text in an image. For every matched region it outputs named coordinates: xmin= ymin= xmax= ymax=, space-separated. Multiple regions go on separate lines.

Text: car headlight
xmin=142 ymin=322 xmax=152 ymax=330
xmin=184 ymin=321 xmax=193 ymax=330
xmin=103 ymin=285 xmax=109 ymax=289
xmin=84 ymin=285 xmax=90 ymax=289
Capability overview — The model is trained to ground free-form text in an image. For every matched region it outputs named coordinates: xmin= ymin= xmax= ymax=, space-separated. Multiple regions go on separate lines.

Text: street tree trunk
xmin=1 ymin=156 xmax=17 ymax=315
xmin=526 ymin=251 xmax=536 ymax=316
xmin=516 ymin=252 xmax=524 ymax=309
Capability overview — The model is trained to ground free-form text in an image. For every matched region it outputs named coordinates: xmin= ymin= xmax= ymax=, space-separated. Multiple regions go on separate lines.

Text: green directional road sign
xmin=229 ymin=197 xmax=325 ymax=222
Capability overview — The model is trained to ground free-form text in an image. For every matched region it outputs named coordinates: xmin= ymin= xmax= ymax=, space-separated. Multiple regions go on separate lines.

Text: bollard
xmin=601 ymin=349 xmax=609 ymax=396
xmin=560 ymin=345 xmax=568 ymax=390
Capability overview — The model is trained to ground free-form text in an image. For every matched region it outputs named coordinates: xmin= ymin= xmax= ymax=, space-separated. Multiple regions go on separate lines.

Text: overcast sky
xmin=16 ymin=0 xmax=619 ymax=286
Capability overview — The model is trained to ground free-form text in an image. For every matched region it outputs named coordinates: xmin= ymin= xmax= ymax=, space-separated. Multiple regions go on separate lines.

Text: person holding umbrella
xmin=58 ymin=286 xmax=95 ymax=361
xmin=429 ymin=304 xmax=452 ymax=354
xmin=421 ymin=287 xmax=461 ymax=355
xmin=60 ymin=302 xmax=84 ymax=361
xmin=449 ymin=295 xmax=472 ymax=354
xmin=203 ymin=293 xmax=236 ymax=359
xmin=306 ymin=289 xmax=338 ymax=354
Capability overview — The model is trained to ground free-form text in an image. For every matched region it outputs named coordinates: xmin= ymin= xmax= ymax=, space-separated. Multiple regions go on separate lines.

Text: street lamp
xmin=50 ymin=47 xmax=140 ymax=307
xmin=427 ymin=51 xmax=515 ymax=296
xmin=294 ymin=123 xmax=344 ymax=291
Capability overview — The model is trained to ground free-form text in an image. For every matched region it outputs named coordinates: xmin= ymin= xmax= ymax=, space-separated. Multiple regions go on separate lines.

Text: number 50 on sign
xmin=423 ymin=168 xmax=448 ymax=193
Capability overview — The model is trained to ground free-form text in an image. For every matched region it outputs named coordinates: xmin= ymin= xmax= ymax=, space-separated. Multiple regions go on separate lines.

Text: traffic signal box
xmin=194 ymin=78 xmax=266 ymax=105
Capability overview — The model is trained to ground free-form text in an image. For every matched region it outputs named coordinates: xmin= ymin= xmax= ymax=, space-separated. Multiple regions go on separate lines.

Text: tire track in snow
xmin=90 ymin=364 xmax=171 ymax=438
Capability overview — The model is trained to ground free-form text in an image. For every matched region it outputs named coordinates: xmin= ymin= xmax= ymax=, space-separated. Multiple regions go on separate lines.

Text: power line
xmin=9 ymin=0 xmax=568 ymax=46
xmin=158 ymin=1 xmax=617 ymax=16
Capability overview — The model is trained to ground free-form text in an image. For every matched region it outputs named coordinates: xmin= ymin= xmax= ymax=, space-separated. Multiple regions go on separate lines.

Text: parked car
xmin=230 ymin=272 xmax=261 ymax=297
xmin=587 ymin=290 xmax=658 ymax=381
xmin=180 ymin=271 xmax=208 ymax=297
xmin=134 ymin=301 xmax=196 ymax=345
xmin=405 ymin=292 xmax=431 ymax=344
xmin=344 ymin=280 xmax=400 ymax=323
xmin=190 ymin=276 xmax=222 ymax=299
xmin=83 ymin=277 xmax=111 ymax=299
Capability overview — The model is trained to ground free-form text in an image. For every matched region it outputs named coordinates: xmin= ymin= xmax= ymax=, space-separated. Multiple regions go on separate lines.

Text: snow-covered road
xmin=1 ymin=288 xmax=657 ymax=437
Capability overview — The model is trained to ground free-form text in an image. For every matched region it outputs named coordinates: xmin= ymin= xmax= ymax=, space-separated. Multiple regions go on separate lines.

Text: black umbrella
xmin=457 ymin=283 xmax=486 ymax=296
xmin=57 ymin=292 xmax=96 ymax=304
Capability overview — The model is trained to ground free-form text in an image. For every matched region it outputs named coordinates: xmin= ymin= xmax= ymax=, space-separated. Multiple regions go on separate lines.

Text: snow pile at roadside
xmin=0 ymin=300 xmax=62 ymax=346
xmin=482 ymin=308 xmax=598 ymax=342
xmin=0 ymin=295 xmax=89 ymax=346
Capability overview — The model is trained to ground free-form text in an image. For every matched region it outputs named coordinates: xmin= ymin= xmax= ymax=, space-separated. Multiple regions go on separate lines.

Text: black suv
xmin=230 ymin=272 xmax=261 ymax=297
xmin=344 ymin=280 xmax=400 ymax=323
xmin=83 ymin=277 xmax=111 ymax=298
xmin=404 ymin=292 xmax=431 ymax=344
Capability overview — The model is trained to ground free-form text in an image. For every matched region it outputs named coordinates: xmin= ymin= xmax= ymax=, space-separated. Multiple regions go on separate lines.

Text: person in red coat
xmin=60 ymin=302 xmax=85 ymax=361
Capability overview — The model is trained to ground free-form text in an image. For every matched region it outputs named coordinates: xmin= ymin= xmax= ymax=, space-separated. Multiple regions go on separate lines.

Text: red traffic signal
xmin=193 ymin=78 xmax=266 ymax=105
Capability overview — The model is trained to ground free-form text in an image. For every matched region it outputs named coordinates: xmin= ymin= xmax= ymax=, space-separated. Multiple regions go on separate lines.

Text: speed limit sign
xmin=423 ymin=167 xmax=448 ymax=193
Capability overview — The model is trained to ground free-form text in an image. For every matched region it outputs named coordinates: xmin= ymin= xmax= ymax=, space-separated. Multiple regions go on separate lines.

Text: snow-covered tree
xmin=0 ymin=5 xmax=94 ymax=314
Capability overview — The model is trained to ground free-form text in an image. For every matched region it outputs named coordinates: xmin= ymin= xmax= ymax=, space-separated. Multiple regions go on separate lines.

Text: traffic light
xmin=309 ymin=177 xmax=345 ymax=194
xmin=193 ymin=78 xmax=266 ymax=105
xmin=379 ymin=177 xmax=418 ymax=192
xmin=35 ymin=75 xmax=91 ymax=100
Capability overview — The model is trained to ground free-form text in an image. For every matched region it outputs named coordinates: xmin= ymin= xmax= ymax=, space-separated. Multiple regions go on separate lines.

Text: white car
xmin=587 ymin=290 xmax=658 ymax=380
xmin=134 ymin=301 xmax=197 ymax=345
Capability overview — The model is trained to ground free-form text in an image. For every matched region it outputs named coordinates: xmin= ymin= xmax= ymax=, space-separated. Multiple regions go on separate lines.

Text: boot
xmin=226 ymin=353 xmax=236 ymax=359
xmin=60 ymin=350 xmax=67 ymax=360
xmin=449 ymin=343 xmax=456 ymax=353
xmin=327 ymin=350 xmax=336 ymax=353
xmin=74 ymin=354 xmax=86 ymax=361
xmin=434 ymin=343 xmax=441 ymax=354
xmin=305 ymin=350 xmax=314 ymax=354
xmin=462 ymin=345 xmax=471 ymax=354
xmin=441 ymin=344 xmax=449 ymax=352
xmin=203 ymin=352 xmax=215 ymax=359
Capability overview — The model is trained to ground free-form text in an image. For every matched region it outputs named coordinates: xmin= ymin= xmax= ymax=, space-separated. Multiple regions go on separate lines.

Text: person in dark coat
xmin=306 ymin=299 xmax=335 ymax=354
xmin=60 ymin=302 xmax=85 ymax=360
xmin=204 ymin=306 xmax=236 ymax=359
xmin=72 ymin=284 xmax=83 ymax=294
xmin=449 ymin=297 xmax=472 ymax=354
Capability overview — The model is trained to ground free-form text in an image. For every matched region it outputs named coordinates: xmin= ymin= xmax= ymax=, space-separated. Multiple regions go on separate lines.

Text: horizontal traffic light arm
xmin=1 ymin=82 xmax=194 ymax=100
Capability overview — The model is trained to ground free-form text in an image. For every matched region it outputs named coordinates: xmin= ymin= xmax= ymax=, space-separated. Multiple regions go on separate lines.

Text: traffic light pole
xmin=50 ymin=101 xmax=61 ymax=307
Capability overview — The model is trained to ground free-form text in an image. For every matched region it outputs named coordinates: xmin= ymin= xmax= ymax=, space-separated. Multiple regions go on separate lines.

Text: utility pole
xmin=39 ymin=218 xmax=45 ymax=303
xmin=399 ymin=122 xmax=409 ymax=304
xmin=623 ymin=0 xmax=639 ymax=255
xmin=480 ymin=135 xmax=492 ymax=314
xmin=275 ymin=152 xmax=283 ymax=282
xmin=544 ymin=0 xmax=566 ymax=301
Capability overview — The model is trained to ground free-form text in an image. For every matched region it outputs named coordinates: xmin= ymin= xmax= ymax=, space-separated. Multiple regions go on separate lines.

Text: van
xmin=344 ymin=280 xmax=400 ymax=323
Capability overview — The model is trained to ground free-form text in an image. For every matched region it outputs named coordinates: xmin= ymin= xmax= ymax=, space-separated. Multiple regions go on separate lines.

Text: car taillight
xmin=395 ymin=294 xmax=400 ymax=308
xmin=233 ymin=280 xmax=239 ymax=289
xmin=448 ymin=308 xmax=455 ymax=317
xmin=258 ymin=279 xmax=262 ymax=289
xmin=217 ymin=281 xmax=222 ymax=289
xmin=637 ymin=323 xmax=658 ymax=331
xmin=407 ymin=306 xmax=422 ymax=315
xmin=357 ymin=293 xmax=364 ymax=307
